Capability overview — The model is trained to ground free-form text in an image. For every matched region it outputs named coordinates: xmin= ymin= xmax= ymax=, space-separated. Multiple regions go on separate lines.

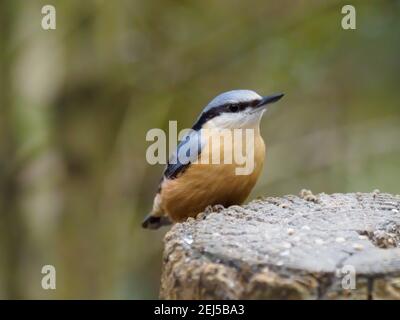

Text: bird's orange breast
xmin=160 ymin=127 xmax=265 ymax=222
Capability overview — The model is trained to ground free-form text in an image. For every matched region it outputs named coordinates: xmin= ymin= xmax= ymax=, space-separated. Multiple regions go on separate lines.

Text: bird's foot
xmin=204 ymin=204 xmax=225 ymax=213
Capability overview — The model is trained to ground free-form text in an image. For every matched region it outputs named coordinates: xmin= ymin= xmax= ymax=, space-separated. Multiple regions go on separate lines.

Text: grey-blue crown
xmin=203 ymin=90 xmax=261 ymax=112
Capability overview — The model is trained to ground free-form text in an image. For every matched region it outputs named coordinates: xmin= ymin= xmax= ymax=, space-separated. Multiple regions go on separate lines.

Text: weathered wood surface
xmin=160 ymin=191 xmax=400 ymax=299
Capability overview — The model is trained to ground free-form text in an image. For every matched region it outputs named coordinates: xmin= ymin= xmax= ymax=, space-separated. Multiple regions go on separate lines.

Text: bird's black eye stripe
xmin=225 ymin=100 xmax=259 ymax=113
xmin=191 ymin=99 xmax=260 ymax=131
xmin=228 ymin=103 xmax=239 ymax=112
xmin=250 ymin=100 xmax=260 ymax=107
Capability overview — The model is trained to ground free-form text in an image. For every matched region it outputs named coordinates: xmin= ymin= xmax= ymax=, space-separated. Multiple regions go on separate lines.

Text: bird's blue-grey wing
xmin=163 ymin=130 xmax=204 ymax=179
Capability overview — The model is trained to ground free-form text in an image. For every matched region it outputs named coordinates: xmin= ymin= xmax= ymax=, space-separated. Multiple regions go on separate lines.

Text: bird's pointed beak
xmin=256 ymin=93 xmax=284 ymax=108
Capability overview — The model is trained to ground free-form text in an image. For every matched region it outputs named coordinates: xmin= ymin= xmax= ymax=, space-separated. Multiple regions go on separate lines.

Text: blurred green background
xmin=0 ymin=0 xmax=399 ymax=299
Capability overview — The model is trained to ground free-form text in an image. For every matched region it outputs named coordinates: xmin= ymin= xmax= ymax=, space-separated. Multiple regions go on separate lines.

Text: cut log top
xmin=160 ymin=191 xmax=400 ymax=299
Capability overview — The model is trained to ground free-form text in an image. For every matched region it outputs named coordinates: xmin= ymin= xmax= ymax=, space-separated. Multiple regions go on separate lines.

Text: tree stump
xmin=160 ymin=191 xmax=400 ymax=299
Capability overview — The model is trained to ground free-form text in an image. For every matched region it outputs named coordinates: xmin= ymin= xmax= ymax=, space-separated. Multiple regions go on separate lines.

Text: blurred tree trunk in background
xmin=0 ymin=0 xmax=25 ymax=299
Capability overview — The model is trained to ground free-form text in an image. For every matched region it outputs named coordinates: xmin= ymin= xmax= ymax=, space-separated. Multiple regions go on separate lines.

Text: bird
xmin=142 ymin=89 xmax=284 ymax=229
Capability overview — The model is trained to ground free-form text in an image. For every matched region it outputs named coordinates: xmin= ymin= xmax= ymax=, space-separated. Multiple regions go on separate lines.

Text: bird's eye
xmin=228 ymin=104 xmax=239 ymax=112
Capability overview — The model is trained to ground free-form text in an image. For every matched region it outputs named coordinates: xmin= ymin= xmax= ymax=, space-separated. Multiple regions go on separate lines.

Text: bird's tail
xmin=142 ymin=214 xmax=172 ymax=230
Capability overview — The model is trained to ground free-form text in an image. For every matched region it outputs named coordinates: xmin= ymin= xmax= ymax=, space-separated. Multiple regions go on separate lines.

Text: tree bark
xmin=160 ymin=191 xmax=400 ymax=299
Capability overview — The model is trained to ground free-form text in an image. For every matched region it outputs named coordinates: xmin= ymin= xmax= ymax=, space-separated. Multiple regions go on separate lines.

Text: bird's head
xmin=192 ymin=90 xmax=284 ymax=130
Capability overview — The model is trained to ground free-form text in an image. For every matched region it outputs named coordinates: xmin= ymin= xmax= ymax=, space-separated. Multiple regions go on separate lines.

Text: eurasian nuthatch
xmin=142 ymin=90 xmax=284 ymax=229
